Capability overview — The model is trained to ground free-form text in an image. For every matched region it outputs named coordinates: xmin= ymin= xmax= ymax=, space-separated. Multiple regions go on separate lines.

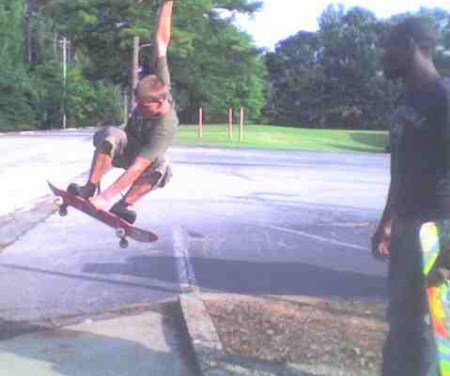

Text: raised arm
xmin=153 ymin=0 xmax=174 ymax=61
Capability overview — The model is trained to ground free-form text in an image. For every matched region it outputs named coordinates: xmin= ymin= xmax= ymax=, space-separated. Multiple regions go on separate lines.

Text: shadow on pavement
xmin=350 ymin=132 xmax=389 ymax=150
xmin=0 ymin=328 xmax=192 ymax=376
xmin=326 ymin=143 xmax=383 ymax=153
xmin=84 ymin=256 xmax=386 ymax=300
xmin=0 ymin=318 xmax=48 ymax=340
xmin=0 ymin=262 xmax=179 ymax=295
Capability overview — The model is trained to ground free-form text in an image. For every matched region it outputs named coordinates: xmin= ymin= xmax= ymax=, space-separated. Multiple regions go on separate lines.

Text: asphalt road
xmin=0 ymin=129 xmax=390 ymax=322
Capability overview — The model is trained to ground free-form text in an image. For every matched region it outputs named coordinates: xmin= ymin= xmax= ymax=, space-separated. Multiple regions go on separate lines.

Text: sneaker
xmin=110 ymin=201 xmax=137 ymax=224
xmin=67 ymin=183 xmax=97 ymax=199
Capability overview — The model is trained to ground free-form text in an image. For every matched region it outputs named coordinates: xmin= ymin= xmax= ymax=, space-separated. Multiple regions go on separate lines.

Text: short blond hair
xmin=135 ymin=75 xmax=169 ymax=102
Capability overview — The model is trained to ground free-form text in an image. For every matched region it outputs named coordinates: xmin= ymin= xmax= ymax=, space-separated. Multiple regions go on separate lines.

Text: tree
xmin=37 ymin=0 xmax=265 ymax=124
xmin=171 ymin=6 xmax=266 ymax=123
xmin=316 ymin=5 xmax=396 ymax=128
xmin=0 ymin=1 xmax=36 ymax=130
xmin=265 ymin=5 xmax=401 ymax=129
xmin=264 ymin=31 xmax=322 ymax=125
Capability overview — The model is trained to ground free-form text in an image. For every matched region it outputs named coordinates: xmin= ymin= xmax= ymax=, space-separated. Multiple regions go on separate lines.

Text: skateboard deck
xmin=420 ymin=221 xmax=450 ymax=375
xmin=48 ymin=181 xmax=158 ymax=248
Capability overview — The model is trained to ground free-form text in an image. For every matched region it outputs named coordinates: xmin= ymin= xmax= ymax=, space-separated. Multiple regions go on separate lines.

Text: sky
xmin=236 ymin=0 xmax=450 ymax=49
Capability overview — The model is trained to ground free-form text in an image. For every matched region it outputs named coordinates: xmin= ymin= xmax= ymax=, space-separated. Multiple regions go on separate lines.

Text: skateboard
xmin=420 ymin=221 xmax=450 ymax=375
xmin=48 ymin=181 xmax=158 ymax=248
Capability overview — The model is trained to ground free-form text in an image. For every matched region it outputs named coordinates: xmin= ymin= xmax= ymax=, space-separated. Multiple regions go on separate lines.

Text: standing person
xmin=372 ymin=17 xmax=450 ymax=376
xmin=68 ymin=0 xmax=178 ymax=224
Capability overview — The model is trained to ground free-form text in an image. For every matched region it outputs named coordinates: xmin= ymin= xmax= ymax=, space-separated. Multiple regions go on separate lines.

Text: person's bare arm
xmin=372 ymin=182 xmax=394 ymax=260
xmin=89 ymin=156 xmax=152 ymax=209
xmin=153 ymin=0 xmax=174 ymax=62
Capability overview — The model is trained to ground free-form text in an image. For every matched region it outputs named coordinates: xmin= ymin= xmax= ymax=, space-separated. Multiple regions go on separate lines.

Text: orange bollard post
xmin=199 ymin=107 xmax=203 ymax=138
xmin=240 ymin=107 xmax=245 ymax=142
xmin=229 ymin=108 xmax=233 ymax=140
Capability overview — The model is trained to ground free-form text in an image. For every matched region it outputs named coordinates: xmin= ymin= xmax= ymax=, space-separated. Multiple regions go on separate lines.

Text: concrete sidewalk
xmin=0 ymin=300 xmax=199 ymax=376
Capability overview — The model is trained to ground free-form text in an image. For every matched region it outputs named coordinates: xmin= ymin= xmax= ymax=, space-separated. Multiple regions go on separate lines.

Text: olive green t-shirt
xmin=125 ymin=56 xmax=179 ymax=162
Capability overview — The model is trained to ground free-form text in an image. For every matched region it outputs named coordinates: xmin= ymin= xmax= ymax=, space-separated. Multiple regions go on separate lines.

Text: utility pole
xmin=129 ymin=0 xmax=144 ymax=113
xmin=25 ymin=0 xmax=33 ymax=63
xmin=59 ymin=37 xmax=71 ymax=129
xmin=130 ymin=34 xmax=140 ymax=112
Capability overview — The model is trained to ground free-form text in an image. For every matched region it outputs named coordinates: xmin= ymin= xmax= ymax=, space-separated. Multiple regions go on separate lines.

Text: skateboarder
xmin=372 ymin=18 xmax=450 ymax=376
xmin=68 ymin=0 xmax=178 ymax=224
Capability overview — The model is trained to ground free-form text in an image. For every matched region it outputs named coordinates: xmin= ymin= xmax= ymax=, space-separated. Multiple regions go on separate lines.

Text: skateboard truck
xmin=54 ymin=196 xmax=68 ymax=217
xmin=54 ymin=195 xmax=130 ymax=248
xmin=115 ymin=228 xmax=129 ymax=249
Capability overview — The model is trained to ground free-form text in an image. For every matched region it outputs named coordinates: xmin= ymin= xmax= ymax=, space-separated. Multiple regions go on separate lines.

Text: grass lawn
xmin=175 ymin=124 xmax=389 ymax=153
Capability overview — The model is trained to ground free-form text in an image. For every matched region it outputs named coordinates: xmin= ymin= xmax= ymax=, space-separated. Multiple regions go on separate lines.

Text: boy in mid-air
xmin=68 ymin=0 xmax=178 ymax=224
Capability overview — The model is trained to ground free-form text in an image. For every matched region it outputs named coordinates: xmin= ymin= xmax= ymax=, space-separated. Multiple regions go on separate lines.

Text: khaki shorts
xmin=93 ymin=126 xmax=172 ymax=188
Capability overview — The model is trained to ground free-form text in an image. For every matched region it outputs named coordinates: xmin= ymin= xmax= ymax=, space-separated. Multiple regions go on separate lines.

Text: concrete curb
xmin=0 ymin=171 xmax=89 ymax=253
xmin=0 ymin=197 xmax=56 ymax=251
xmin=179 ymin=294 xmax=380 ymax=376
xmin=178 ymin=294 xmax=315 ymax=376
xmin=179 ymin=293 xmax=231 ymax=376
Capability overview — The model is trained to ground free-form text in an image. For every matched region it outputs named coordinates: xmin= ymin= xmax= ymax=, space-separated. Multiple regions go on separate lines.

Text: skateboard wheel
xmin=54 ymin=196 xmax=64 ymax=206
xmin=119 ymin=238 xmax=129 ymax=248
xmin=116 ymin=228 xmax=126 ymax=239
xmin=59 ymin=206 xmax=68 ymax=217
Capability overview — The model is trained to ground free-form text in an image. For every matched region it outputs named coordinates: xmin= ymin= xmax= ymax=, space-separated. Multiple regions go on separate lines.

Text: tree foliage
xmin=0 ymin=0 xmax=264 ymax=129
xmin=2 ymin=1 xmax=450 ymax=131
xmin=36 ymin=0 xmax=265 ymax=125
xmin=170 ymin=3 xmax=266 ymax=122
xmin=265 ymin=6 xmax=450 ymax=129
xmin=0 ymin=1 xmax=35 ymax=130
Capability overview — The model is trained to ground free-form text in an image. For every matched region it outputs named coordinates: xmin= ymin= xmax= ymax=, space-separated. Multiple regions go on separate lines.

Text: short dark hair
xmin=386 ymin=17 xmax=436 ymax=52
xmin=135 ymin=75 xmax=169 ymax=102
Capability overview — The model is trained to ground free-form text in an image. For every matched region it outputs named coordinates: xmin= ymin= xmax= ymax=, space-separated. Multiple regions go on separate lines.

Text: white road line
xmin=172 ymin=225 xmax=197 ymax=291
xmin=263 ymin=224 xmax=369 ymax=251
xmin=190 ymin=208 xmax=369 ymax=251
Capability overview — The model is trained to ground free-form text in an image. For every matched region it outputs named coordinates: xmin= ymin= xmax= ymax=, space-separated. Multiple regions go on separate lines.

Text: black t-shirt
xmin=390 ymin=77 xmax=450 ymax=218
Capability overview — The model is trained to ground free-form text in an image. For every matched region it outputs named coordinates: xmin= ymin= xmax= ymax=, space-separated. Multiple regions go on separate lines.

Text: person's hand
xmin=371 ymin=222 xmax=392 ymax=261
xmin=89 ymin=193 xmax=111 ymax=211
